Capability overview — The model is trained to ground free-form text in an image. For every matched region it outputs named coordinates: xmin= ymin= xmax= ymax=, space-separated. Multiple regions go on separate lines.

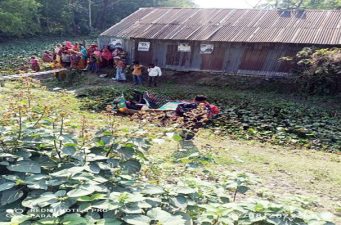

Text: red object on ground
xmin=210 ymin=104 xmax=220 ymax=115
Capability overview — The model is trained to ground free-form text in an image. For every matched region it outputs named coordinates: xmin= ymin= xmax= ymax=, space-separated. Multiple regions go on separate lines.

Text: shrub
xmin=282 ymin=47 xmax=341 ymax=95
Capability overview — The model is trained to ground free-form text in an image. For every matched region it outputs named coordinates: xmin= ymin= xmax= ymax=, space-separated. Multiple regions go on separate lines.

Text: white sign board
xmin=178 ymin=43 xmax=191 ymax=52
xmin=138 ymin=42 xmax=150 ymax=51
xmin=110 ymin=39 xmax=123 ymax=48
xmin=200 ymin=44 xmax=214 ymax=54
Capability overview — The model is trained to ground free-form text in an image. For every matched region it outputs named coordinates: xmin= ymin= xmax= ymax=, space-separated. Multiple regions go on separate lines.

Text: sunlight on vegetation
xmin=0 ymin=79 xmax=338 ymax=224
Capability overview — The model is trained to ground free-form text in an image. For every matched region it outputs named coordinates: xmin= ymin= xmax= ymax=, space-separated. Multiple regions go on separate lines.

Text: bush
xmin=282 ymin=47 xmax=341 ymax=95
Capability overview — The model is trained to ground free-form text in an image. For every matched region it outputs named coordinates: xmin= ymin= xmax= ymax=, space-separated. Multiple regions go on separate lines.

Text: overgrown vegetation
xmin=282 ymin=47 xmax=341 ymax=95
xmin=0 ymin=0 xmax=195 ymax=39
xmin=75 ymin=82 xmax=340 ymax=152
xmin=0 ymin=79 xmax=337 ymax=224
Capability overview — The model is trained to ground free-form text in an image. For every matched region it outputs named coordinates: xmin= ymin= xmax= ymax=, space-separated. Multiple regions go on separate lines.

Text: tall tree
xmin=0 ymin=0 xmax=195 ymax=38
xmin=259 ymin=0 xmax=341 ymax=9
xmin=0 ymin=0 xmax=40 ymax=37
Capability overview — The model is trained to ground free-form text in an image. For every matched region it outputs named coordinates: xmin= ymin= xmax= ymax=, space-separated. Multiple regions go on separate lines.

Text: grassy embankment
xmin=19 ymin=72 xmax=339 ymax=220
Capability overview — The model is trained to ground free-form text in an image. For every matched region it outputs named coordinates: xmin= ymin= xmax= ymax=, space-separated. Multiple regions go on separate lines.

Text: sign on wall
xmin=138 ymin=42 xmax=151 ymax=51
xmin=200 ymin=44 xmax=214 ymax=54
xmin=178 ymin=43 xmax=191 ymax=52
xmin=110 ymin=39 xmax=123 ymax=48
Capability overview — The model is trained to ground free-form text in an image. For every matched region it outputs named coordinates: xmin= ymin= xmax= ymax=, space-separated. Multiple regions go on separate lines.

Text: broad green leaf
xmin=27 ymin=181 xmax=48 ymax=190
xmin=142 ymin=185 xmax=165 ymax=195
xmin=15 ymin=149 xmax=32 ymax=159
xmin=61 ymin=213 xmax=88 ymax=225
xmin=123 ymin=215 xmax=150 ymax=225
xmin=1 ymin=189 xmax=24 ymax=206
xmin=147 ymin=208 xmax=186 ymax=225
xmin=10 ymin=215 xmax=31 ymax=224
xmin=121 ymin=203 xmax=143 ymax=214
xmin=94 ymin=218 xmax=122 ymax=225
xmin=36 ymin=217 xmax=60 ymax=225
xmin=175 ymin=212 xmax=193 ymax=225
xmin=170 ymin=195 xmax=188 ymax=209
xmin=62 ymin=145 xmax=76 ymax=156
xmin=67 ymin=184 xmax=96 ymax=198
xmin=92 ymin=200 xmax=120 ymax=210
xmin=87 ymin=163 xmax=101 ymax=174
xmin=120 ymin=159 xmax=141 ymax=173
xmin=237 ymin=186 xmax=249 ymax=194
xmin=172 ymin=134 xmax=183 ymax=142
xmin=22 ymin=192 xmax=57 ymax=208
xmin=117 ymin=147 xmax=135 ymax=160
xmin=78 ymin=193 xmax=107 ymax=202
xmin=51 ymin=199 xmax=76 ymax=217
xmin=51 ymin=166 xmax=84 ymax=177
xmin=0 ymin=182 xmax=15 ymax=192
xmin=175 ymin=186 xmax=196 ymax=195
xmin=7 ymin=160 xmax=41 ymax=174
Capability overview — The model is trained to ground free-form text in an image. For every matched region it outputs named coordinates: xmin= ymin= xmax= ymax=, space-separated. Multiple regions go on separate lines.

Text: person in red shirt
xmin=30 ymin=56 xmax=40 ymax=72
xmin=87 ymin=44 xmax=97 ymax=58
xmin=101 ymin=46 xmax=113 ymax=68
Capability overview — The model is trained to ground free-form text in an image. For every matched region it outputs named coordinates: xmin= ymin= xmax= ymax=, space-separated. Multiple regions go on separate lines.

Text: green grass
xmin=41 ymin=72 xmax=341 ymax=152
xmin=1 ymin=79 xmax=340 ymax=223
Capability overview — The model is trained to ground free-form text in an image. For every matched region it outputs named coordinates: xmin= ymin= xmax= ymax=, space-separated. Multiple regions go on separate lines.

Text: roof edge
xmin=138 ymin=7 xmax=341 ymax=12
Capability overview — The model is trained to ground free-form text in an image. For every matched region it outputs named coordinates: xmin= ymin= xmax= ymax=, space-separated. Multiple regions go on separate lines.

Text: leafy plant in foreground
xmin=0 ymin=79 xmax=336 ymax=225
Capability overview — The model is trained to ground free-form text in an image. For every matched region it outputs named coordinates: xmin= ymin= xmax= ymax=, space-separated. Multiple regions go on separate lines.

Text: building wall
xmin=98 ymin=36 xmax=321 ymax=76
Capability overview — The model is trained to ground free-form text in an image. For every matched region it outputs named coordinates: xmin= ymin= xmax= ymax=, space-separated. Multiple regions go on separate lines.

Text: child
xmin=88 ymin=53 xmax=98 ymax=73
xmin=30 ymin=56 xmax=40 ymax=72
xmin=147 ymin=63 xmax=162 ymax=87
xmin=70 ymin=51 xmax=81 ymax=69
xmin=113 ymin=57 xmax=126 ymax=81
xmin=132 ymin=61 xmax=143 ymax=85
xmin=53 ymin=60 xmax=66 ymax=81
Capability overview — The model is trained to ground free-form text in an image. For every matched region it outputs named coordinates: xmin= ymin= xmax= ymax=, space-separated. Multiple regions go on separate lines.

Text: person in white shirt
xmin=147 ymin=63 xmax=162 ymax=87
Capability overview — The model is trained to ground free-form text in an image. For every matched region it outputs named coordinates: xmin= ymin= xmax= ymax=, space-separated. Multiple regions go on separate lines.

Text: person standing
xmin=132 ymin=61 xmax=143 ymax=85
xmin=101 ymin=46 xmax=113 ymax=68
xmin=113 ymin=57 xmax=126 ymax=81
xmin=147 ymin=63 xmax=162 ymax=87
xmin=61 ymin=50 xmax=71 ymax=68
xmin=79 ymin=45 xmax=88 ymax=69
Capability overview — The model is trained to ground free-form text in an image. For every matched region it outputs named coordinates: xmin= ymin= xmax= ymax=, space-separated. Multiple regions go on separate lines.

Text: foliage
xmin=260 ymin=0 xmax=341 ymax=9
xmin=0 ymin=37 xmax=97 ymax=76
xmin=0 ymin=0 xmax=195 ymax=38
xmin=78 ymin=85 xmax=341 ymax=152
xmin=0 ymin=0 xmax=40 ymax=37
xmin=281 ymin=47 xmax=341 ymax=95
xmin=0 ymin=79 xmax=336 ymax=225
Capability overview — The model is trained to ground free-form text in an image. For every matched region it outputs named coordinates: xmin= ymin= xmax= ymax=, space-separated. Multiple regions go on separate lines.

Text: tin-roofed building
xmin=99 ymin=8 xmax=341 ymax=76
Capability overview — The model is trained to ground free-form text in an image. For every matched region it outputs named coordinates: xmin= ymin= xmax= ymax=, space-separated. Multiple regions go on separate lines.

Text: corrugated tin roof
xmin=100 ymin=8 xmax=341 ymax=45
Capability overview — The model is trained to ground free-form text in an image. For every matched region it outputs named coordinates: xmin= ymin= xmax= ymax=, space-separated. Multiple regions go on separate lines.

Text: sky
xmin=194 ymin=0 xmax=264 ymax=9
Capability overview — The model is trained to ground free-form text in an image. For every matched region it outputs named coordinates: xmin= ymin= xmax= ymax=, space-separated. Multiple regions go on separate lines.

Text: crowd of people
xmin=29 ymin=41 xmax=163 ymax=87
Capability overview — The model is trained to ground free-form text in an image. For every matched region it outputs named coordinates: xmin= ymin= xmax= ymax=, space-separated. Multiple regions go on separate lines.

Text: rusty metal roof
xmin=100 ymin=8 xmax=341 ymax=45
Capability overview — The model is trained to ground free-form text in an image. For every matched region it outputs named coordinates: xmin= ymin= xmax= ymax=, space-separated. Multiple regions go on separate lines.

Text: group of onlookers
xmin=29 ymin=41 xmax=163 ymax=87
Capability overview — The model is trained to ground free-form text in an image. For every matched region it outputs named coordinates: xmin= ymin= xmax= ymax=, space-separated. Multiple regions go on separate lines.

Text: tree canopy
xmin=0 ymin=0 xmax=195 ymax=38
xmin=259 ymin=0 xmax=341 ymax=9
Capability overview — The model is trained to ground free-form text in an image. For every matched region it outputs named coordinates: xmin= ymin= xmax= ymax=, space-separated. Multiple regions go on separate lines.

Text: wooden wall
xmin=98 ymin=36 xmax=322 ymax=76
